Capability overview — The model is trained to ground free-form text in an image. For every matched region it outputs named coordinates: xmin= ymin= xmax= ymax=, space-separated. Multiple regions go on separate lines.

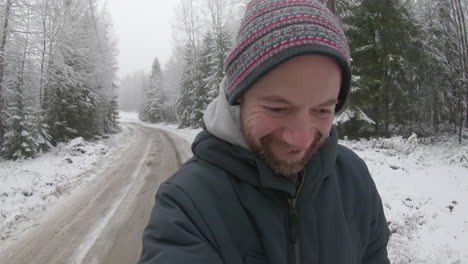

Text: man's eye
xmin=265 ymin=106 xmax=287 ymax=113
xmin=313 ymin=108 xmax=334 ymax=118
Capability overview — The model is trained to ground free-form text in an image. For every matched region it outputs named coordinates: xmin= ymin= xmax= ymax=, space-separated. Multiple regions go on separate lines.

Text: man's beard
xmin=246 ymin=130 xmax=325 ymax=179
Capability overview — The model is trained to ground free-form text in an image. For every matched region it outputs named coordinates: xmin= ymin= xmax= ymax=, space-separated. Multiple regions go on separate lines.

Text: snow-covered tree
xmin=41 ymin=0 xmax=118 ymax=143
xmin=200 ymin=0 xmax=232 ymax=97
xmin=0 ymin=0 xmax=53 ymax=159
xmin=1 ymin=93 xmax=51 ymax=160
xmin=0 ymin=0 xmax=14 ymax=147
xmin=139 ymin=57 xmax=167 ymax=123
xmin=175 ymin=43 xmax=205 ymax=128
xmin=172 ymin=0 xmax=234 ymax=128
xmin=0 ymin=0 xmax=118 ymax=159
xmin=161 ymin=56 xmax=184 ymax=123
xmin=342 ymin=0 xmax=424 ymax=137
xmin=407 ymin=0 xmax=467 ymax=141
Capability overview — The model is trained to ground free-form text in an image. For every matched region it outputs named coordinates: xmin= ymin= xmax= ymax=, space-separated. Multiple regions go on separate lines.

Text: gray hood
xmin=203 ymin=79 xmax=249 ymax=150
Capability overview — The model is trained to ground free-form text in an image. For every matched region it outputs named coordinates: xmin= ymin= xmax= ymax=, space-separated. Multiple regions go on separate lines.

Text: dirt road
xmin=0 ymin=123 xmax=192 ymax=264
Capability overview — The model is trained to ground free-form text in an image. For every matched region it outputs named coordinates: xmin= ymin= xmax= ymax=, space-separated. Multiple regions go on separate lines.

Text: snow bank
xmin=119 ymin=111 xmax=201 ymax=145
xmin=0 ymin=126 xmax=134 ymax=247
xmin=342 ymin=134 xmax=468 ymax=263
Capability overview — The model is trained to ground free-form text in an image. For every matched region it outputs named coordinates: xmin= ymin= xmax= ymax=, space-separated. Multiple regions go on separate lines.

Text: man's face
xmin=239 ymin=55 xmax=341 ymax=178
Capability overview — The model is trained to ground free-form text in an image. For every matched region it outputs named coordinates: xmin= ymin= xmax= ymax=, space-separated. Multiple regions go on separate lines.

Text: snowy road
xmin=0 ymin=123 xmax=192 ymax=264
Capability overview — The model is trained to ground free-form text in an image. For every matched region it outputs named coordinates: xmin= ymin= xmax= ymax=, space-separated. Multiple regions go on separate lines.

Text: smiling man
xmin=139 ymin=0 xmax=390 ymax=263
xmin=240 ymin=56 xmax=342 ymax=182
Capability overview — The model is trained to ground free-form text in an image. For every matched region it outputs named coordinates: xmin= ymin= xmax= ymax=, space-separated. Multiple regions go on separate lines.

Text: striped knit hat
xmin=224 ymin=0 xmax=351 ymax=113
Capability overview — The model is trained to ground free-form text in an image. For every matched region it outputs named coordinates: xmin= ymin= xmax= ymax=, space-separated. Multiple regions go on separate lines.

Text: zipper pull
xmin=289 ymin=198 xmax=298 ymax=244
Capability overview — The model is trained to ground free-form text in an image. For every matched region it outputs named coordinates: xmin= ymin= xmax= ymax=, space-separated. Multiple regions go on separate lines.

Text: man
xmin=139 ymin=0 xmax=390 ymax=263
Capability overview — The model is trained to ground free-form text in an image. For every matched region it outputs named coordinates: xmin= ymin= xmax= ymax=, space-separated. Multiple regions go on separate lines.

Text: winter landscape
xmin=0 ymin=0 xmax=468 ymax=263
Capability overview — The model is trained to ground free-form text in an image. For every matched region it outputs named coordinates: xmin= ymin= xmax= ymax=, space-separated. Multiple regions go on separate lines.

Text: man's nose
xmin=280 ymin=111 xmax=315 ymax=150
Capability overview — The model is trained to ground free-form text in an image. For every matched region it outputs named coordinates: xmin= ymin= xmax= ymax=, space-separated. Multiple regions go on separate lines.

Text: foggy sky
xmin=107 ymin=0 xmax=178 ymax=78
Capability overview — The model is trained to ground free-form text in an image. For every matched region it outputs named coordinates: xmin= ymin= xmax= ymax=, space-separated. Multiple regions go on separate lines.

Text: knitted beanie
xmin=224 ymin=0 xmax=351 ymax=113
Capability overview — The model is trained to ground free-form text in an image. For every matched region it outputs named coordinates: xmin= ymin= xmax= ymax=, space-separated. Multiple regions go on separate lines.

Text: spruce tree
xmin=1 ymin=80 xmax=51 ymax=160
xmin=344 ymin=0 xmax=423 ymax=137
xmin=44 ymin=58 xmax=99 ymax=142
xmin=201 ymin=29 xmax=231 ymax=103
xmin=176 ymin=44 xmax=205 ymax=128
xmin=139 ymin=57 xmax=167 ymax=123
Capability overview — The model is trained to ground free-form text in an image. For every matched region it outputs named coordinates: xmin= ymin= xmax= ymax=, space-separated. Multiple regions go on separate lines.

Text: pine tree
xmin=161 ymin=56 xmax=183 ymax=124
xmin=0 ymin=0 xmax=52 ymax=159
xmin=201 ymin=29 xmax=231 ymax=103
xmin=0 ymin=0 xmax=13 ymax=148
xmin=44 ymin=57 xmax=99 ymax=142
xmin=139 ymin=57 xmax=167 ymax=123
xmin=344 ymin=0 xmax=423 ymax=137
xmin=1 ymin=79 xmax=51 ymax=160
xmin=104 ymin=87 xmax=120 ymax=134
xmin=42 ymin=0 xmax=118 ymax=143
xmin=176 ymin=44 xmax=206 ymax=128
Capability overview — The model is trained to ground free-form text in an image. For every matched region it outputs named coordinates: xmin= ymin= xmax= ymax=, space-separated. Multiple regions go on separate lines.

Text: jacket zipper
xmin=289 ymin=169 xmax=305 ymax=264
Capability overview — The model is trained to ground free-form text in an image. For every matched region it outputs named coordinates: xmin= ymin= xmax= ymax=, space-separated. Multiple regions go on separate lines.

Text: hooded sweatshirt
xmin=138 ymin=85 xmax=391 ymax=264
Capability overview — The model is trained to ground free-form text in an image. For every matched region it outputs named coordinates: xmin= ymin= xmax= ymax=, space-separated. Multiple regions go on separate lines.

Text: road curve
xmin=0 ymin=123 xmax=193 ymax=264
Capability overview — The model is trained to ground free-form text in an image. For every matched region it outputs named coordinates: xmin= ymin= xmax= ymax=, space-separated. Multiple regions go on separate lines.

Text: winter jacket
xmin=138 ymin=127 xmax=391 ymax=264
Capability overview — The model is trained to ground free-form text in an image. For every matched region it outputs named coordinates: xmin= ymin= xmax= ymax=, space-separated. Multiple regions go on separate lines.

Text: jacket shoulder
xmin=336 ymin=144 xmax=366 ymax=164
xmin=334 ymin=145 xmax=391 ymax=263
xmin=167 ymin=157 xmax=233 ymax=193
xmin=336 ymin=144 xmax=370 ymax=178
xmin=333 ymin=143 xmax=377 ymax=202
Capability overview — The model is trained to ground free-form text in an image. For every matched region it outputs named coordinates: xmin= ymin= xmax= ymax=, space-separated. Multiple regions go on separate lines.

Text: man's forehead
xmin=257 ymin=95 xmax=339 ymax=107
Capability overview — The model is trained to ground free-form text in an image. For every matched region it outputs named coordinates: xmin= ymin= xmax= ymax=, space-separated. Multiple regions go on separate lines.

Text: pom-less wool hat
xmin=224 ymin=0 xmax=351 ymax=113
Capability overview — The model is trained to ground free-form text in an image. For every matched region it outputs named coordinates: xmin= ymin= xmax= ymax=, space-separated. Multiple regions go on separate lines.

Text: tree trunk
xmin=40 ymin=0 xmax=49 ymax=109
xmin=373 ymin=92 xmax=381 ymax=136
xmin=0 ymin=0 xmax=13 ymax=142
xmin=0 ymin=0 xmax=12 ymax=94
xmin=432 ymin=87 xmax=440 ymax=134
xmin=451 ymin=0 xmax=467 ymax=141
xmin=384 ymin=82 xmax=390 ymax=137
xmin=454 ymin=0 xmax=468 ymax=129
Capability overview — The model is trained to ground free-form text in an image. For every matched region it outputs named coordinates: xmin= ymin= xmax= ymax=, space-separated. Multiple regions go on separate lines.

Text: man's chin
xmin=244 ymin=130 xmax=325 ymax=178
xmin=257 ymin=146 xmax=311 ymax=177
xmin=261 ymin=140 xmax=324 ymax=178
xmin=268 ymin=159 xmax=304 ymax=177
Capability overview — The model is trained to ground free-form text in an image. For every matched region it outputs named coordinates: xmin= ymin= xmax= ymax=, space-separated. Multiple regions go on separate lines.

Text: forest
xmin=0 ymin=0 xmax=119 ymax=160
xmin=126 ymin=0 xmax=468 ymax=143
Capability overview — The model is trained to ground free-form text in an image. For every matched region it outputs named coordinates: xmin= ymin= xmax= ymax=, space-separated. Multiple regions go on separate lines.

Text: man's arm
xmin=138 ymin=181 xmax=223 ymax=264
xmin=362 ymin=179 xmax=391 ymax=264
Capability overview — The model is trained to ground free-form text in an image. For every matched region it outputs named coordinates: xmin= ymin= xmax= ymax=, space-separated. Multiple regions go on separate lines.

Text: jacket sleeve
xmin=138 ymin=181 xmax=223 ymax=264
xmin=362 ymin=178 xmax=391 ymax=264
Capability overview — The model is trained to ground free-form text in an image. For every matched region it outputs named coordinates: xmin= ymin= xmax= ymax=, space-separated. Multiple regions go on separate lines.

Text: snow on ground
xmin=0 ymin=125 xmax=135 ymax=249
xmin=118 ymin=111 xmax=201 ymax=145
xmin=342 ymin=135 xmax=468 ymax=264
xmin=1 ymin=111 xmax=467 ymax=263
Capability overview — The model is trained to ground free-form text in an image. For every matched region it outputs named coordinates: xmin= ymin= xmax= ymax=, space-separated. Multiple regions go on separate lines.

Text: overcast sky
xmin=107 ymin=1 xmax=178 ymax=78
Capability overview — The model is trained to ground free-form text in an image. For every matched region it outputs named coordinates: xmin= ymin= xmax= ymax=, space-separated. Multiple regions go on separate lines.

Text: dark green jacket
xmin=139 ymin=129 xmax=390 ymax=264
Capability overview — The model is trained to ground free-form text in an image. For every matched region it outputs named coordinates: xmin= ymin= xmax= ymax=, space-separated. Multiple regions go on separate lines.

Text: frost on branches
xmin=0 ymin=0 xmax=119 ymax=160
